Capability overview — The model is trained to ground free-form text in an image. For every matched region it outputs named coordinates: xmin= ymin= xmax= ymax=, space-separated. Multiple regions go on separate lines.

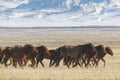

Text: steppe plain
xmin=0 ymin=27 xmax=120 ymax=80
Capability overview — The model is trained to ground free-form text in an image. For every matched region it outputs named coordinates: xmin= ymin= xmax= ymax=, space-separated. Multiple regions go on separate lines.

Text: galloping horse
xmin=55 ymin=43 xmax=98 ymax=68
xmin=36 ymin=45 xmax=50 ymax=67
xmin=95 ymin=45 xmax=113 ymax=67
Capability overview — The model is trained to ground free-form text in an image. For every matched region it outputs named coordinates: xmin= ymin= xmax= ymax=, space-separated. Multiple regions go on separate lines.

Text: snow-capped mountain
xmin=0 ymin=0 xmax=120 ymax=27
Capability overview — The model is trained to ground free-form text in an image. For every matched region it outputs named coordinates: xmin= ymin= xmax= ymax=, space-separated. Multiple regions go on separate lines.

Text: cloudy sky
xmin=0 ymin=0 xmax=120 ymax=27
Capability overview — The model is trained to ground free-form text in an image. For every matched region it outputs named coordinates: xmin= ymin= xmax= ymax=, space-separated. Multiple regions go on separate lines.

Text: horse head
xmin=105 ymin=46 xmax=113 ymax=56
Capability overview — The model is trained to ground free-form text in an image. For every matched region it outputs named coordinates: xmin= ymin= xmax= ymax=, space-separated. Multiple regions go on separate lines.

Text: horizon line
xmin=0 ymin=26 xmax=120 ymax=29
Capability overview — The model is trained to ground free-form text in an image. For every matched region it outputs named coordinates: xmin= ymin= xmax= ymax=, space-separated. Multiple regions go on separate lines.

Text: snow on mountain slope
xmin=0 ymin=0 xmax=120 ymax=27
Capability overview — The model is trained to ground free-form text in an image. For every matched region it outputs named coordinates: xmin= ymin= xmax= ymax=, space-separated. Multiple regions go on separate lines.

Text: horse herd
xmin=0 ymin=43 xmax=113 ymax=68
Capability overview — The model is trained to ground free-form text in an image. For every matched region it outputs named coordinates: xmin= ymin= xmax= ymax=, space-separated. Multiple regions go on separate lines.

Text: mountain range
xmin=0 ymin=0 xmax=120 ymax=27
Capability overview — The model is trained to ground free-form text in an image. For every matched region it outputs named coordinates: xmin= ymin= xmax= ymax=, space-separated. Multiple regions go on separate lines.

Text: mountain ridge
xmin=0 ymin=0 xmax=120 ymax=26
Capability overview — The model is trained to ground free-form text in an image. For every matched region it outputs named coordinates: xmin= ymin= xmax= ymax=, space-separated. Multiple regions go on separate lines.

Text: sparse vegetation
xmin=0 ymin=28 xmax=120 ymax=80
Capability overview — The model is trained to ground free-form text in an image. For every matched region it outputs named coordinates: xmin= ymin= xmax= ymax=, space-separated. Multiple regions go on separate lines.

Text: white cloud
xmin=0 ymin=0 xmax=29 ymax=8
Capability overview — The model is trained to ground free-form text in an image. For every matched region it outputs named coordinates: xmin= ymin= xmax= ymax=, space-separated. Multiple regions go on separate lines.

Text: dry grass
xmin=0 ymin=28 xmax=120 ymax=80
xmin=0 ymin=49 xmax=120 ymax=80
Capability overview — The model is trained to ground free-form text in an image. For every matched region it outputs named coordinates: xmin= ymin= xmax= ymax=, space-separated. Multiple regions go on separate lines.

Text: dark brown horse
xmin=55 ymin=43 xmax=98 ymax=68
xmin=49 ymin=49 xmax=59 ymax=67
xmin=36 ymin=45 xmax=50 ymax=67
xmin=23 ymin=44 xmax=39 ymax=67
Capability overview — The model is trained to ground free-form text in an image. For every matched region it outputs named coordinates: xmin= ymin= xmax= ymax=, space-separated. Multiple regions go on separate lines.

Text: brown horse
xmin=95 ymin=45 xmax=113 ymax=67
xmin=36 ymin=45 xmax=50 ymax=67
xmin=73 ymin=45 xmax=113 ymax=68
xmin=55 ymin=43 xmax=98 ymax=68
xmin=23 ymin=44 xmax=39 ymax=67
xmin=1 ymin=44 xmax=39 ymax=68
xmin=1 ymin=47 xmax=13 ymax=67
xmin=1 ymin=45 xmax=26 ymax=68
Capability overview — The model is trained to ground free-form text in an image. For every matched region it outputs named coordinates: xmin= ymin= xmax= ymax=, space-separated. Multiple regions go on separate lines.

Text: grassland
xmin=0 ymin=27 xmax=120 ymax=80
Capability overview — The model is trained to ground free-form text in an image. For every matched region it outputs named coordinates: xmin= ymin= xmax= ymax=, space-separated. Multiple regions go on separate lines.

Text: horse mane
xmin=24 ymin=44 xmax=34 ymax=47
xmin=37 ymin=45 xmax=48 ymax=51
xmin=37 ymin=45 xmax=50 ymax=57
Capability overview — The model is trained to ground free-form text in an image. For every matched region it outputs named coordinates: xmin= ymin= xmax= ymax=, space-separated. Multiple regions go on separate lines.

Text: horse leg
xmin=73 ymin=56 xmax=80 ymax=68
xmin=36 ymin=55 xmax=44 ymax=67
xmin=6 ymin=58 xmax=13 ymax=66
xmin=93 ymin=59 xmax=100 ymax=67
xmin=72 ymin=59 xmax=79 ymax=68
xmin=55 ymin=56 xmax=63 ymax=67
xmin=72 ymin=59 xmax=76 ymax=68
xmin=76 ymin=61 xmax=81 ymax=67
xmin=68 ymin=58 xmax=73 ymax=68
xmin=55 ymin=60 xmax=60 ymax=67
xmin=36 ymin=59 xmax=39 ymax=68
xmin=0 ymin=56 xmax=2 ymax=63
xmin=63 ymin=57 xmax=69 ymax=68
xmin=28 ymin=59 xmax=32 ymax=67
xmin=18 ymin=60 xmax=23 ymax=68
xmin=79 ymin=58 xmax=84 ymax=67
xmin=93 ymin=58 xmax=98 ymax=68
xmin=32 ymin=59 xmax=36 ymax=68
xmin=90 ymin=59 xmax=96 ymax=68
xmin=82 ymin=58 xmax=86 ymax=67
xmin=63 ymin=57 xmax=67 ymax=65
xmin=85 ymin=57 xmax=91 ymax=68
xmin=77 ymin=61 xmax=81 ymax=67
xmin=20 ymin=59 xmax=24 ymax=68
xmin=101 ymin=58 xmax=106 ymax=67
xmin=22 ymin=59 xmax=27 ymax=66
xmin=10 ymin=59 xmax=13 ymax=65
xmin=49 ymin=59 xmax=53 ymax=67
xmin=12 ymin=59 xmax=18 ymax=68
xmin=40 ymin=61 xmax=45 ymax=67
xmin=4 ymin=58 xmax=9 ymax=67
xmin=76 ymin=58 xmax=82 ymax=67
xmin=53 ymin=54 xmax=62 ymax=67
xmin=51 ymin=59 xmax=57 ymax=67
xmin=66 ymin=57 xmax=71 ymax=68
xmin=39 ymin=56 xmax=44 ymax=67
xmin=28 ymin=59 xmax=35 ymax=68
xmin=12 ymin=59 xmax=15 ymax=67
xmin=92 ymin=59 xmax=95 ymax=66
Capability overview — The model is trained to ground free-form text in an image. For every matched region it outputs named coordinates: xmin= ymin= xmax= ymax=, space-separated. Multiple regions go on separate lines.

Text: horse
xmin=36 ymin=45 xmax=50 ymax=67
xmin=23 ymin=44 xmax=39 ymax=67
xmin=95 ymin=45 xmax=113 ymax=67
xmin=80 ymin=45 xmax=113 ymax=67
xmin=49 ymin=49 xmax=59 ymax=67
xmin=55 ymin=43 xmax=98 ymax=68
xmin=1 ymin=45 xmax=27 ymax=68
xmin=1 ymin=44 xmax=39 ymax=68
xmin=1 ymin=47 xmax=14 ymax=67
